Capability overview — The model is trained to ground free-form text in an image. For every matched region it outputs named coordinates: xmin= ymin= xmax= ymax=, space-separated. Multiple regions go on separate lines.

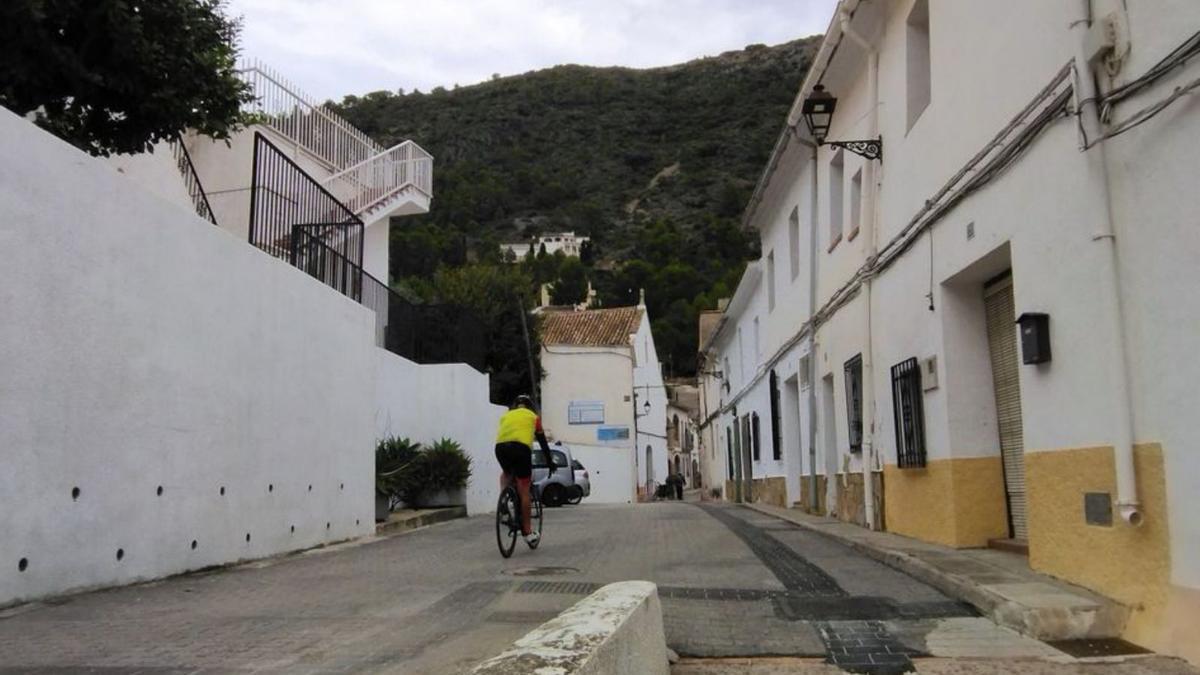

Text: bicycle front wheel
xmin=496 ymin=487 xmax=519 ymax=558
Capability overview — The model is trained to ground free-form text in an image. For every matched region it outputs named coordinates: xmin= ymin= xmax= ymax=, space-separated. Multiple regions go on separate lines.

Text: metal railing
xmin=169 ymin=137 xmax=218 ymax=226
xmin=292 ymin=227 xmax=487 ymax=369
xmin=249 ymin=132 xmax=363 ymax=267
xmin=238 ymin=59 xmax=382 ymax=170
xmin=238 ymin=59 xmax=435 ymax=219
xmin=323 ymin=140 xmax=433 ymax=215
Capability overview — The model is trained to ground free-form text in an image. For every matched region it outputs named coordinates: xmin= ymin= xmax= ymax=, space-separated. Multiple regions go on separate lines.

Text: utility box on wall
xmin=1015 ymin=313 xmax=1051 ymax=365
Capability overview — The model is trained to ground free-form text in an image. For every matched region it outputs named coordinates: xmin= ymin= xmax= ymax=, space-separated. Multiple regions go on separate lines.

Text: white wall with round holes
xmin=0 ymin=109 xmax=381 ymax=607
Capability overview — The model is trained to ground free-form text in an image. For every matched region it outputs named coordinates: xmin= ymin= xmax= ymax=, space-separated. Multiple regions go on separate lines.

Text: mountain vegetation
xmin=334 ymin=37 xmax=819 ymax=380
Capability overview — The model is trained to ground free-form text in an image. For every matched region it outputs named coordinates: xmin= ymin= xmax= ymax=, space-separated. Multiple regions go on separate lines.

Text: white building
xmin=0 ymin=58 xmax=510 ymax=610
xmin=666 ymin=381 xmax=701 ymax=489
xmin=538 ymin=297 xmax=668 ymax=502
xmin=699 ymin=0 xmax=1200 ymax=662
xmin=501 ymin=231 xmax=590 ymax=261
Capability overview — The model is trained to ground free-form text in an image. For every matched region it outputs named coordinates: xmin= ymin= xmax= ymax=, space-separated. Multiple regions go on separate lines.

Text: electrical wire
xmin=1088 ymin=75 xmax=1200 ymax=148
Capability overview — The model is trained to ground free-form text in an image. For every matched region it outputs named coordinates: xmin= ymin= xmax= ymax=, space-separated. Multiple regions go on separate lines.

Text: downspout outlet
xmin=1118 ymin=501 xmax=1143 ymax=527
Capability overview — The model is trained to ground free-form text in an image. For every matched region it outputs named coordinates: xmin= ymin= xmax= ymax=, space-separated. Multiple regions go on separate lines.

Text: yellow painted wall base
xmin=883 ymin=456 xmax=1009 ymax=548
xmin=1026 ymin=444 xmax=1173 ymax=654
xmin=751 ymin=477 xmax=787 ymax=508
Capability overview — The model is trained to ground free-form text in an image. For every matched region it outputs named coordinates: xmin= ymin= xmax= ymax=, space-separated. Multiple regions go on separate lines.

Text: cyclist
xmin=494 ymin=394 xmax=553 ymax=546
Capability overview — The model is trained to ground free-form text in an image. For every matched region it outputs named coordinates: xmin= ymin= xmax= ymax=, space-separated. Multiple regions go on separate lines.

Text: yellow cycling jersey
xmin=495 ymin=407 xmax=541 ymax=447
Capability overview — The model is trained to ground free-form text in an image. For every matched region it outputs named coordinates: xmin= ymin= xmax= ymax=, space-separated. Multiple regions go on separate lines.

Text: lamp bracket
xmin=820 ymin=136 xmax=882 ymax=161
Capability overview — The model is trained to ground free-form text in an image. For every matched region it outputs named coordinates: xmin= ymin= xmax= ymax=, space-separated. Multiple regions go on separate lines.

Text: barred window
xmin=751 ymin=412 xmax=762 ymax=461
xmin=892 ymin=357 xmax=927 ymax=468
xmin=769 ymin=370 xmax=783 ymax=460
xmin=844 ymin=354 xmax=863 ymax=453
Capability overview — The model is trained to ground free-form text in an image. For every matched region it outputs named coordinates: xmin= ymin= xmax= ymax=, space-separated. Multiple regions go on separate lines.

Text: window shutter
xmin=844 ymin=355 xmax=863 ymax=452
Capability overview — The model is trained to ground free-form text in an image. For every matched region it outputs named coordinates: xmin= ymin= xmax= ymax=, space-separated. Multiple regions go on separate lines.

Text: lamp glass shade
xmin=801 ymin=85 xmax=837 ymax=141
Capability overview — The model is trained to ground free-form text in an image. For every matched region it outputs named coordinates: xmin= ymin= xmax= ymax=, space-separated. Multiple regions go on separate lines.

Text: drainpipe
xmin=840 ymin=8 xmax=882 ymax=529
xmin=793 ymin=135 xmax=821 ymax=513
xmin=1071 ymin=0 xmax=1142 ymax=525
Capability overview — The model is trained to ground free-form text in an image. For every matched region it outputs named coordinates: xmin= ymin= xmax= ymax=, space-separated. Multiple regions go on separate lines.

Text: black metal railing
xmin=292 ymin=227 xmax=487 ymax=370
xmin=170 ymin=137 xmax=218 ymax=226
xmin=249 ymin=131 xmax=363 ymax=266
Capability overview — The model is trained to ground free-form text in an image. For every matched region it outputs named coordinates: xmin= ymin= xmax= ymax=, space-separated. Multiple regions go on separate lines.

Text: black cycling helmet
xmin=513 ymin=394 xmax=534 ymax=409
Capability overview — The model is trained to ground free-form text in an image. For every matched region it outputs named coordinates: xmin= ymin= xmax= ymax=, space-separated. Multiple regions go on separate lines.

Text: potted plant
xmin=375 ymin=436 xmax=421 ymax=521
xmin=411 ymin=438 xmax=472 ymax=507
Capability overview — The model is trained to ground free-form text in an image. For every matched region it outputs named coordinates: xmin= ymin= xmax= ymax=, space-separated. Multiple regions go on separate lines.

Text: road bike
xmin=496 ymin=478 xmax=543 ymax=558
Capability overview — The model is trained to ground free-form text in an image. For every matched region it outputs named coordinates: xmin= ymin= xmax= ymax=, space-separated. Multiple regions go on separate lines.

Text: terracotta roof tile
xmin=539 ymin=306 xmax=643 ymax=347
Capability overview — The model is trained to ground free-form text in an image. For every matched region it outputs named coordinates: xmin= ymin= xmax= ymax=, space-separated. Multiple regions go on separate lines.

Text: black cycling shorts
xmin=495 ymin=441 xmax=533 ymax=479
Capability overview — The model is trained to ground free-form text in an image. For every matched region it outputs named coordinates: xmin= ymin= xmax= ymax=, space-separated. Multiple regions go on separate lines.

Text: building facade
xmin=698 ymin=0 xmax=1200 ymax=661
xmin=539 ymin=299 xmax=668 ymax=503
xmin=501 ymin=231 xmax=590 ymax=262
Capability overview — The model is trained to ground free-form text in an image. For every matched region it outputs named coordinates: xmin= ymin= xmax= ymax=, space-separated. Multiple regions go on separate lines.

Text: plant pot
xmin=420 ymin=487 xmax=465 ymax=507
xmin=375 ymin=494 xmax=391 ymax=522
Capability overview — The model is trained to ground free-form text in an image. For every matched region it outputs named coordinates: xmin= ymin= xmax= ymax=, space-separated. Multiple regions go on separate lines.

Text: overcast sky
xmin=226 ymin=0 xmax=838 ymax=102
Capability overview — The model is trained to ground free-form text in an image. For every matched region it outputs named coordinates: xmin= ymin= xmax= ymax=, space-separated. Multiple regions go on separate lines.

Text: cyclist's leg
xmin=516 ymin=477 xmax=532 ymax=536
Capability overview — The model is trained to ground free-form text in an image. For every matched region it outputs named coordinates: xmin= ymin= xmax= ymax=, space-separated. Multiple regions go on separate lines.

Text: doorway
xmin=645 ymin=445 xmax=654 ymax=492
xmin=984 ymin=273 xmax=1028 ymax=541
xmin=741 ymin=415 xmax=754 ymax=502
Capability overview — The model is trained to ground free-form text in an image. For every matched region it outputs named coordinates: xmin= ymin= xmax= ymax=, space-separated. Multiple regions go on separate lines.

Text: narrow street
xmin=0 ymin=503 xmax=1189 ymax=674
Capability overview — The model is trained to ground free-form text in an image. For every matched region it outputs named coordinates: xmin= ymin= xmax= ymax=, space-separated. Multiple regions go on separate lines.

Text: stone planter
xmin=420 ymin=487 xmax=466 ymax=507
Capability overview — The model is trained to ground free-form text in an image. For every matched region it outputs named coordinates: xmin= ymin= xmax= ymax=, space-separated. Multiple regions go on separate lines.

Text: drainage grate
xmin=504 ymin=566 xmax=580 ymax=577
xmin=486 ymin=610 xmax=561 ymax=624
xmin=1047 ymin=638 xmax=1152 ymax=658
xmin=516 ymin=581 xmax=600 ymax=595
xmin=774 ymin=596 xmax=975 ymax=622
xmin=659 ymin=586 xmax=784 ymax=602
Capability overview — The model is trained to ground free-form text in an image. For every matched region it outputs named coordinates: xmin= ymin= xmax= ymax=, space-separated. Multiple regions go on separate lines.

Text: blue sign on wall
xmin=596 ymin=426 xmax=630 ymax=443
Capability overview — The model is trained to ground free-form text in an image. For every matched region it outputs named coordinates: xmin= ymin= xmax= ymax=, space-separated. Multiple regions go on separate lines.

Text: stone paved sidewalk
xmin=743 ymin=503 xmax=1125 ymax=641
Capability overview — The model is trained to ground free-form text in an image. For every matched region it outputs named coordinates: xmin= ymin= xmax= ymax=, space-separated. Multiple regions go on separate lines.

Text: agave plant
xmin=375 ymin=436 xmax=421 ymax=498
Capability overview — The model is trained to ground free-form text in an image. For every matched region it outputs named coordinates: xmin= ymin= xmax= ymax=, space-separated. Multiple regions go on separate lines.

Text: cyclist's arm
xmin=534 ymin=417 xmax=553 ymax=471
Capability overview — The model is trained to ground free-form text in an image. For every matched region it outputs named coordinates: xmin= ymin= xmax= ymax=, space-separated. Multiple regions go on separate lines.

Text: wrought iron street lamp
xmin=800 ymin=85 xmax=882 ymax=161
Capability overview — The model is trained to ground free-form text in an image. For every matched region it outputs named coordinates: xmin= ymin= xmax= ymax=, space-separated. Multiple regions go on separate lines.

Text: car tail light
xmin=583 ymin=471 xmax=589 ymax=478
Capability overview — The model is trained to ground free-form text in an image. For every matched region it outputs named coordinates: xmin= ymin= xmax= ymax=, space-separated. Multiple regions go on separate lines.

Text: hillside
xmin=333 ymin=37 xmax=819 ymax=376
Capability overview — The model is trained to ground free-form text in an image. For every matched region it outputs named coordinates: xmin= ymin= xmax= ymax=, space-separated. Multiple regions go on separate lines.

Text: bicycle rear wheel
xmin=527 ymin=486 xmax=544 ymax=549
xmin=496 ymin=487 xmax=519 ymax=558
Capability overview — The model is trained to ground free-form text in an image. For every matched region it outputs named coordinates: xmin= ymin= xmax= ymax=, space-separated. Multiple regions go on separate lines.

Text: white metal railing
xmin=323 ymin=139 xmax=434 ymax=215
xmin=239 ymin=59 xmax=434 ymax=216
xmin=238 ymin=59 xmax=383 ymax=170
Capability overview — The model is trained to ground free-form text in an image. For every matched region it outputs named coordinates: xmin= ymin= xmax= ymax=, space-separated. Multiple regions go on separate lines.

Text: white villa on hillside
xmin=698 ymin=0 xmax=1200 ymax=663
xmin=501 ymin=231 xmax=590 ymax=261
xmin=538 ymin=297 xmax=668 ymax=503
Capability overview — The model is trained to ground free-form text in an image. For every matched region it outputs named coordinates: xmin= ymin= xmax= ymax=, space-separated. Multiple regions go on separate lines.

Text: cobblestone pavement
xmin=0 ymin=502 xmax=1186 ymax=674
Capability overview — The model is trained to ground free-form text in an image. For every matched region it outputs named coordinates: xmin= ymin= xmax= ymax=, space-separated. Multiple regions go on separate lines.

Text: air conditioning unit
xmin=920 ymin=355 xmax=938 ymax=391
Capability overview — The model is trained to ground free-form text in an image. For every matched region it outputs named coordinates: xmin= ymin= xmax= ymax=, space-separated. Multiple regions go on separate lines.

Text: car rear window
xmin=572 ymin=460 xmax=584 ymax=470
xmin=532 ymin=450 xmax=569 ymax=468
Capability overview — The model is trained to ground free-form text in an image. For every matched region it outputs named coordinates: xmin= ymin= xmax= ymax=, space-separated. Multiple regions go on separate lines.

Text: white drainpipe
xmin=840 ymin=8 xmax=882 ymax=529
xmin=1071 ymin=0 xmax=1142 ymax=525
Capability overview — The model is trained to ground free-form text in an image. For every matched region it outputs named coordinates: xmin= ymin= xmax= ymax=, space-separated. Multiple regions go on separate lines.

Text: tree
xmin=1 ymin=0 xmax=253 ymax=156
xmin=550 ymin=259 xmax=588 ymax=305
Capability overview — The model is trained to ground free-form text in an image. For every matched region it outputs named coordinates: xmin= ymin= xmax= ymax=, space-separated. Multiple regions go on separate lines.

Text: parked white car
xmin=532 ymin=442 xmax=576 ymax=507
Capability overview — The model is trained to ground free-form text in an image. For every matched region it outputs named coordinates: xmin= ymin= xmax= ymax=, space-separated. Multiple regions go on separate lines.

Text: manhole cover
xmin=504 ymin=566 xmax=580 ymax=576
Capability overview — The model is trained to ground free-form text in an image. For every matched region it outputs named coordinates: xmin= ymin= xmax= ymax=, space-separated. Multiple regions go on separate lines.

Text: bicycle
xmin=496 ymin=478 xmax=543 ymax=558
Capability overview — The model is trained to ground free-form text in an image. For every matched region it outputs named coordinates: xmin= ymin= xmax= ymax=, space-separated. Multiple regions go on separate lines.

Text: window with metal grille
xmin=726 ymin=426 xmax=734 ymax=475
xmin=844 ymin=354 xmax=863 ymax=453
xmin=751 ymin=413 xmax=761 ymax=461
xmin=769 ymin=371 xmax=782 ymax=460
xmin=891 ymin=357 xmax=927 ymax=468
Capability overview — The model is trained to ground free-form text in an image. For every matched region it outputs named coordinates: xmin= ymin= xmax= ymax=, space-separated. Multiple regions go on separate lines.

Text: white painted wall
xmin=374 ymin=352 xmax=506 ymax=516
xmin=0 ymin=110 xmax=378 ymax=607
xmin=568 ymin=444 xmax=636 ymax=504
xmin=632 ymin=311 xmax=669 ymax=492
xmin=540 ymin=345 xmax=635 ymax=449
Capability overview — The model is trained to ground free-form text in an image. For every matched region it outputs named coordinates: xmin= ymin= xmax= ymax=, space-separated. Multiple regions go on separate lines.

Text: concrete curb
xmin=741 ymin=503 xmax=1126 ymax=641
xmin=375 ymin=506 xmax=466 ymax=536
xmin=471 ymin=581 xmax=669 ymax=675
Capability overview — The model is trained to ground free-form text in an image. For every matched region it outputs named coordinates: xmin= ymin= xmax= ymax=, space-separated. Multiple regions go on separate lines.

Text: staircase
xmin=238 ymin=60 xmax=433 ymax=222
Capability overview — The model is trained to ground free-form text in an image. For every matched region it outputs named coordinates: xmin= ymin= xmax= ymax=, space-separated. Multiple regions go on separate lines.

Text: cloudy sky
xmin=226 ymin=0 xmax=838 ymax=102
